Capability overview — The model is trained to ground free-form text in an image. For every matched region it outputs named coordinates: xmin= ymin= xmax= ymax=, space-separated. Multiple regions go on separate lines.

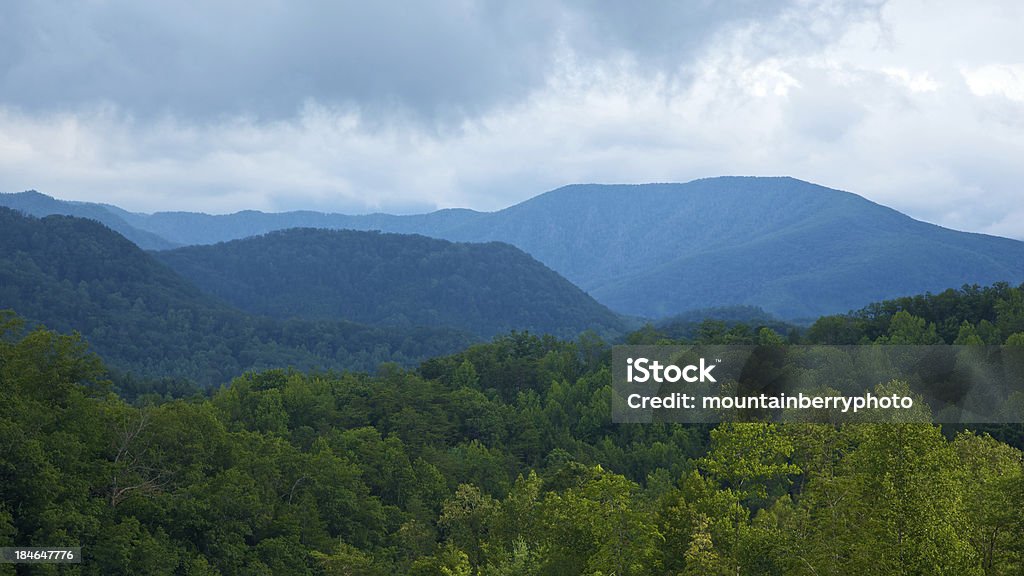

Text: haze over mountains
xmin=4 ymin=176 xmax=1024 ymax=319
xmin=0 ymin=189 xmax=179 ymax=250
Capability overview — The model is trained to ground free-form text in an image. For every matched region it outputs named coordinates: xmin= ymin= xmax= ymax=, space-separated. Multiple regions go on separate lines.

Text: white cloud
xmin=882 ymin=68 xmax=940 ymax=92
xmin=962 ymin=63 xmax=1024 ymax=102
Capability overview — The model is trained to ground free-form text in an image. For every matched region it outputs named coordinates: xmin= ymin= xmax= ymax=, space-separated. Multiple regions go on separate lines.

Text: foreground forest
xmin=3 ymin=283 xmax=1024 ymax=575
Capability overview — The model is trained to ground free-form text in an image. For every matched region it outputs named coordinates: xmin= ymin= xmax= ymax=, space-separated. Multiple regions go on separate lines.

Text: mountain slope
xmin=427 ymin=177 xmax=1024 ymax=318
xmin=0 ymin=208 xmax=474 ymax=384
xmin=0 ymin=190 xmax=179 ymax=250
xmin=426 ymin=178 xmax=1023 ymax=317
xmin=8 ymin=177 xmax=1024 ymax=319
xmin=153 ymin=228 xmax=625 ymax=339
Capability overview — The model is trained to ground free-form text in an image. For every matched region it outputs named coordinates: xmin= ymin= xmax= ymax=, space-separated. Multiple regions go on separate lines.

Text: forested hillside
xmin=2 ymin=282 xmax=1023 ymax=574
xmin=0 ymin=208 xmax=474 ymax=385
xmin=154 ymin=228 xmax=625 ymax=339
xmin=655 ymin=305 xmax=802 ymax=342
xmin=805 ymin=282 xmax=1024 ymax=346
xmin=464 ymin=178 xmax=1024 ymax=319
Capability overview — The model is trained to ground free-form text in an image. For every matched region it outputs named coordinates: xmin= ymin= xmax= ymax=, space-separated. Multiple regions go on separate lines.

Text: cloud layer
xmin=1 ymin=0 xmax=1022 ymax=238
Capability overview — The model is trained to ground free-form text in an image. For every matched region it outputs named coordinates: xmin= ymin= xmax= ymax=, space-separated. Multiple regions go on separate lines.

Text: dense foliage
xmin=805 ymin=282 xmax=1024 ymax=346
xmin=2 ymin=302 xmax=1023 ymax=575
xmin=3 ymin=196 xmax=1024 ymax=574
xmin=656 ymin=305 xmax=802 ymax=342
xmin=633 ymin=283 xmax=1024 ymax=350
xmin=0 ymin=209 xmax=474 ymax=386
xmin=154 ymin=228 xmax=624 ymax=339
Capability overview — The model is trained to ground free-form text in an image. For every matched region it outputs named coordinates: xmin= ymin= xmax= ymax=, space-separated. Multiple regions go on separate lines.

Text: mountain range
xmin=0 ymin=208 xmax=619 ymax=384
xmin=4 ymin=177 xmax=1024 ymax=319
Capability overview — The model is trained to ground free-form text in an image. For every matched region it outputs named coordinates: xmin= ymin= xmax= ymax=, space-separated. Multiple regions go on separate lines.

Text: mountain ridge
xmin=0 ymin=207 xmax=477 ymax=384
xmin=0 ymin=190 xmax=180 ymax=249
xmin=4 ymin=176 xmax=1023 ymax=319
xmin=153 ymin=226 xmax=626 ymax=339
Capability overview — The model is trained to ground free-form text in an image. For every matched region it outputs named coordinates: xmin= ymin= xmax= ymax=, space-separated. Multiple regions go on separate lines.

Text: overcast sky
xmin=1 ymin=1 xmax=1022 ymax=238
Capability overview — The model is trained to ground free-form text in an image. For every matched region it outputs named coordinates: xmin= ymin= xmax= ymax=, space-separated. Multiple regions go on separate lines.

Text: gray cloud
xmin=0 ymin=0 xmax=1022 ymax=240
xmin=0 ymin=1 xmax=776 ymax=120
xmin=2 ymin=2 xmax=538 ymax=119
xmin=0 ymin=1 xmax=832 ymax=122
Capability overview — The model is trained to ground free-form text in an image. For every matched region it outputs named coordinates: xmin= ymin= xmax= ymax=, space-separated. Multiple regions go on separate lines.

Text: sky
xmin=1 ymin=1 xmax=1023 ymax=238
